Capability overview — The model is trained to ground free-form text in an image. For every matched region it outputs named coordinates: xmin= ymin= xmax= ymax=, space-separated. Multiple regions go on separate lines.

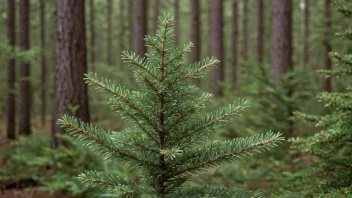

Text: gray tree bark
xmin=231 ymin=0 xmax=238 ymax=85
xmin=53 ymin=0 xmax=90 ymax=148
xmin=303 ymin=0 xmax=310 ymax=66
xmin=40 ymin=0 xmax=47 ymax=128
xmin=133 ymin=0 xmax=147 ymax=57
xmin=257 ymin=0 xmax=264 ymax=63
xmin=242 ymin=0 xmax=248 ymax=61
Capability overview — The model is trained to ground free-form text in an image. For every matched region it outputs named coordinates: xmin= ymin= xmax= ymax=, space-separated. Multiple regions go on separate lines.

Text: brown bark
xmin=40 ymin=0 xmax=47 ymax=128
xmin=7 ymin=0 xmax=16 ymax=139
xmin=270 ymin=0 xmax=293 ymax=86
xmin=190 ymin=0 xmax=200 ymax=63
xmin=271 ymin=0 xmax=293 ymax=137
xmin=89 ymin=0 xmax=96 ymax=71
xmin=19 ymin=0 xmax=31 ymax=135
xmin=174 ymin=0 xmax=179 ymax=45
xmin=128 ymin=0 xmax=133 ymax=50
xmin=231 ymin=0 xmax=238 ymax=85
xmin=153 ymin=0 xmax=160 ymax=34
xmin=107 ymin=0 xmax=112 ymax=65
xmin=119 ymin=0 xmax=125 ymax=66
xmin=210 ymin=0 xmax=224 ymax=96
xmin=303 ymin=0 xmax=309 ymax=66
xmin=324 ymin=0 xmax=332 ymax=92
xmin=242 ymin=0 xmax=248 ymax=61
xmin=133 ymin=0 xmax=147 ymax=56
xmin=257 ymin=0 xmax=264 ymax=63
xmin=53 ymin=0 xmax=90 ymax=148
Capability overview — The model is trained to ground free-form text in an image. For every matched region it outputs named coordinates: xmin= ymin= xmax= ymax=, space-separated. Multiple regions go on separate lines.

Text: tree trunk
xmin=40 ymin=0 xmax=47 ymax=128
xmin=242 ymin=0 xmax=248 ymax=61
xmin=231 ymin=0 xmax=238 ymax=85
xmin=19 ymin=0 xmax=31 ymax=135
xmin=210 ymin=0 xmax=224 ymax=96
xmin=323 ymin=0 xmax=332 ymax=92
xmin=128 ymin=0 xmax=133 ymax=50
xmin=303 ymin=0 xmax=309 ymax=66
xmin=107 ymin=0 xmax=112 ymax=65
xmin=271 ymin=0 xmax=293 ymax=86
xmin=7 ymin=0 xmax=16 ymax=139
xmin=119 ymin=0 xmax=125 ymax=66
xmin=53 ymin=0 xmax=90 ymax=148
xmin=133 ymin=0 xmax=147 ymax=56
xmin=153 ymin=0 xmax=159 ymax=34
xmin=257 ymin=0 xmax=264 ymax=63
xmin=174 ymin=0 xmax=179 ymax=45
xmin=271 ymin=0 xmax=293 ymax=137
xmin=190 ymin=0 xmax=200 ymax=63
xmin=89 ymin=0 xmax=96 ymax=71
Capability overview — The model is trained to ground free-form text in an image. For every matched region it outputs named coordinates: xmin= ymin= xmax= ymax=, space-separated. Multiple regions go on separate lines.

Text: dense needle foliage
xmin=58 ymin=15 xmax=283 ymax=197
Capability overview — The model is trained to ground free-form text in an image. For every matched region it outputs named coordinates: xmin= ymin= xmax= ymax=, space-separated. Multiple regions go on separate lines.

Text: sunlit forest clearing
xmin=0 ymin=0 xmax=351 ymax=197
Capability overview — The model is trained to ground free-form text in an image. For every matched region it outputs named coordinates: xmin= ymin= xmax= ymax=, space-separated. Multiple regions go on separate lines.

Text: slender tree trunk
xmin=107 ymin=0 xmax=112 ymax=65
xmin=19 ymin=0 xmax=31 ymax=135
xmin=191 ymin=0 xmax=200 ymax=85
xmin=242 ymin=0 xmax=248 ymax=61
xmin=231 ymin=0 xmax=238 ymax=85
xmin=174 ymin=0 xmax=179 ymax=45
xmin=7 ymin=0 xmax=16 ymax=139
xmin=89 ymin=0 xmax=96 ymax=71
xmin=153 ymin=0 xmax=159 ymax=34
xmin=257 ymin=0 xmax=264 ymax=63
xmin=303 ymin=0 xmax=309 ymax=66
xmin=271 ymin=0 xmax=293 ymax=137
xmin=210 ymin=0 xmax=224 ymax=96
xmin=128 ymin=0 xmax=133 ymax=50
xmin=40 ymin=0 xmax=47 ymax=128
xmin=53 ymin=0 xmax=90 ymax=148
xmin=271 ymin=0 xmax=293 ymax=86
xmin=119 ymin=0 xmax=125 ymax=66
xmin=323 ymin=0 xmax=332 ymax=92
xmin=133 ymin=0 xmax=147 ymax=56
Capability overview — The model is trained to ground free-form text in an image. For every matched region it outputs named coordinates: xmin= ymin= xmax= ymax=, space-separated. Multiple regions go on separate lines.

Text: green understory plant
xmin=58 ymin=14 xmax=284 ymax=197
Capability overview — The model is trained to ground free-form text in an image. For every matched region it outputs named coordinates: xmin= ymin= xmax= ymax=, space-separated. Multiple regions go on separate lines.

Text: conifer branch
xmin=169 ymin=132 xmax=284 ymax=178
xmin=121 ymin=51 xmax=159 ymax=79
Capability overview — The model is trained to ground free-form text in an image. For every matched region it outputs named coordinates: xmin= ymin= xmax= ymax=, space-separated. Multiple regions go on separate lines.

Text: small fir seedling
xmin=58 ymin=14 xmax=284 ymax=197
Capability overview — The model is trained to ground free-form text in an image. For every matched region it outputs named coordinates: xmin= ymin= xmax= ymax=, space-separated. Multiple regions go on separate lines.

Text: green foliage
xmin=275 ymin=3 xmax=352 ymax=197
xmin=0 ymin=134 xmax=102 ymax=196
xmin=58 ymin=14 xmax=283 ymax=197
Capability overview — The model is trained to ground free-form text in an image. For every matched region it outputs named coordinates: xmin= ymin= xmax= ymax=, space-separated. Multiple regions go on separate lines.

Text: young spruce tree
xmin=292 ymin=3 xmax=352 ymax=197
xmin=58 ymin=15 xmax=283 ymax=197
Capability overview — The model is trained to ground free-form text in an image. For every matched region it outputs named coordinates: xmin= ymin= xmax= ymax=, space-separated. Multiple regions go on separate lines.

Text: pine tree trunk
xmin=242 ymin=0 xmax=248 ymax=61
xmin=19 ymin=0 xmax=31 ymax=135
xmin=133 ymin=0 xmax=147 ymax=57
xmin=271 ymin=0 xmax=293 ymax=86
xmin=7 ymin=0 xmax=16 ymax=139
xmin=89 ymin=0 xmax=96 ymax=71
xmin=303 ymin=0 xmax=309 ymax=66
xmin=324 ymin=0 xmax=332 ymax=92
xmin=174 ymin=0 xmax=179 ymax=45
xmin=231 ymin=0 xmax=238 ymax=85
xmin=119 ymin=0 xmax=125 ymax=66
xmin=190 ymin=0 xmax=200 ymax=64
xmin=271 ymin=0 xmax=293 ymax=137
xmin=128 ymin=0 xmax=133 ymax=50
xmin=107 ymin=0 xmax=112 ymax=65
xmin=53 ymin=0 xmax=90 ymax=148
xmin=40 ymin=0 xmax=47 ymax=128
xmin=257 ymin=0 xmax=264 ymax=63
xmin=153 ymin=0 xmax=159 ymax=34
xmin=210 ymin=0 xmax=224 ymax=96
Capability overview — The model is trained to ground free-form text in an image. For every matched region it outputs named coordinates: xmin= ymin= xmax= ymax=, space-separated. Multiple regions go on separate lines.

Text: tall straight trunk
xmin=89 ymin=0 xmax=96 ymax=71
xmin=40 ymin=0 xmax=47 ymax=128
xmin=210 ymin=0 xmax=224 ymax=96
xmin=323 ymin=0 xmax=332 ymax=92
xmin=231 ymin=0 xmax=238 ymax=85
xmin=257 ymin=0 xmax=264 ymax=63
xmin=119 ymin=0 xmax=125 ymax=66
xmin=107 ymin=0 xmax=112 ymax=65
xmin=242 ymin=0 xmax=248 ymax=61
xmin=303 ymin=0 xmax=309 ymax=66
xmin=133 ymin=0 xmax=147 ymax=56
xmin=53 ymin=0 xmax=90 ymax=148
xmin=271 ymin=0 xmax=293 ymax=137
xmin=19 ymin=0 xmax=31 ymax=135
xmin=128 ymin=0 xmax=133 ymax=50
xmin=7 ymin=0 xmax=16 ymax=139
xmin=174 ymin=0 xmax=179 ymax=45
xmin=153 ymin=0 xmax=159 ymax=34
xmin=190 ymin=0 xmax=200 ymax=63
